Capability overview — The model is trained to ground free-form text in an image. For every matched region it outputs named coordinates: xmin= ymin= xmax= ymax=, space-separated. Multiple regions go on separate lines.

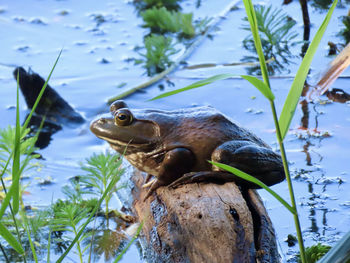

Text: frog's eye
xmin=114 ymin=109 xmax=133 ymax=126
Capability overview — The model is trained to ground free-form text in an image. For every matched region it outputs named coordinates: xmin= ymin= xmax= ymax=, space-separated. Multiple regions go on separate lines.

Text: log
xmin=128 ymin=170 xmax=280 ymax=263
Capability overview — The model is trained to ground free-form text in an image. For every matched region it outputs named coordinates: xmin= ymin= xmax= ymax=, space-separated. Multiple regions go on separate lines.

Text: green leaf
xmin=22 ymin=49 xmax=62 ymax=131
xmin=279 ymin=0 xmax=338 ymax=140
xmin=242 ymin=0 xmax=271 ymax=88
xmin=0 ymin=183 xmax=16 ymax=219
xmin=209 ymin=161 xmax=295 ymax=214
xmin=150 ymin=73 xmax=236 ymax=101
xmin=20 ymin=210 xmax=38 ymax=263
xmin=0 ymin=222 xmax=24 ymax=254
xmin=12 ymin=71 xmax=21 ymax=214
xmin=241 ymin=75 xmax=275 ymax=100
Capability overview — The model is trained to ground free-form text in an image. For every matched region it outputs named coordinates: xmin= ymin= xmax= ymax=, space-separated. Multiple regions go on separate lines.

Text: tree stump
xmin=129 ymin=170 xmax=280 ymax=263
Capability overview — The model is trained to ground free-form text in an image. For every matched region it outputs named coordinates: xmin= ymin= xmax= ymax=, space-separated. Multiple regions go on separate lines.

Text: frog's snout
xmin=96 ymin=118 xmax=107 ymax=125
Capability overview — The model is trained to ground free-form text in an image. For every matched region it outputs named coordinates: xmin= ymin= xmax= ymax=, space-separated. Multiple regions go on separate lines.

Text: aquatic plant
xmin=79 ymin=152 xmax=123 ymax=220
xmin=138 ymin=34 xmax=180 ymax=76
xmin=242 ymin=5 xmax=298 ymax=74
xmin=339 ymin=10 xmax=350 ymax=44
xmin=51 ymin=203 xmax=90 ymax=263
xmin=141 ymin=7 xmax=195 ymax=37
xmin=134 ymin=0 xmax=183 ymax=11
xmin=0 ymin=126 xmax=40 ymax=181
xmin=310 ymin=0 xmax=333 ymax=10
xmin=297 ymin=243 xmax=331 ymax=263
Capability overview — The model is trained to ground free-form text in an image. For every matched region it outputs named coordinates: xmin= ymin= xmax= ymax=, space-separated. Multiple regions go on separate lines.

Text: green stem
xmin=0 ymin=179 xmax=27 ymax=263
xmin=105 ymin=198 xmax=109 ymax=228
xmin=269 ymin=100 xmax=307 ymax=263
xmin=0 ymin=242 xmax=10 ymax=263
xmin=73 ymin=226 xmax=83 ymax=263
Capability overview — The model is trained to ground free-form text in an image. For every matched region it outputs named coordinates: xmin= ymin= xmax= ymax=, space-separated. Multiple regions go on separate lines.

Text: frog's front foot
xmin=143 ymin=179 xmax=165 ymax=201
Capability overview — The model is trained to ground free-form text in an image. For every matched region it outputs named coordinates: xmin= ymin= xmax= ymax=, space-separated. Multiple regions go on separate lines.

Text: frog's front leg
xmin=170 ymin=140 xmax=285 ymax=189
xmin=143 ymin=147 xmax=195 ymax=200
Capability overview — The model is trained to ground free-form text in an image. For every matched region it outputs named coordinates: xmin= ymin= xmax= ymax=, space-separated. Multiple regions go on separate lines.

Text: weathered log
xmin=129 ymin=170 xmax=280 ymax=263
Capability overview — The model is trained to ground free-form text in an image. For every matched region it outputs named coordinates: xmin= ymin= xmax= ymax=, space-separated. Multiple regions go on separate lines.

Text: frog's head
xmin=90 ymin=100 xmax=162 ymax=154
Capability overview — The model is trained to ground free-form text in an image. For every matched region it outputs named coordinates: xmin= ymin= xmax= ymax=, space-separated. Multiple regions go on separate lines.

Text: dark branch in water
xmin=299 ymin=0 xmax=311 ymax=57
xmin=13 ymin=67 xmax=84 ymax=124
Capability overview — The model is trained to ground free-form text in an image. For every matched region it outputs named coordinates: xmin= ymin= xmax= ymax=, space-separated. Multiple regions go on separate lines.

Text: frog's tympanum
xmin=90 ymin=100 xmax=285 ymax=199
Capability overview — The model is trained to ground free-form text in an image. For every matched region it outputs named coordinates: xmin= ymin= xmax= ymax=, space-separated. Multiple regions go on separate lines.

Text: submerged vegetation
xmin=141 ymin=7 xmax=195 ymax=37
xmin=339 ymin=10 xmax=350 ymax=44
xmin=134 ymin=0 xmax=183 ymax=11
xmin=137 ymin=34 xmax=180 ymax=76
xmin=132 ymin=0 xmax=208 ymax=76
xmin=242 ymin=4 xmax=299 ymax=74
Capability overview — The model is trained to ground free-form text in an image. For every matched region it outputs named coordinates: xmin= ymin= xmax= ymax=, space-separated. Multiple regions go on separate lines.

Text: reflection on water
xmin=325 ymin=87 xmax=350 ymax=103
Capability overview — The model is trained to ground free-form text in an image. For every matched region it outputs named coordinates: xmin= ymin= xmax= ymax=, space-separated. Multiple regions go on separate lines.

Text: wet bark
xmin=129 ymin=170 xmax=280 ymax=263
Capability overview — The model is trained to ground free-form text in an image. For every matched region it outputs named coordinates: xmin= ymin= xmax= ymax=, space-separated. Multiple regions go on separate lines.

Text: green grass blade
xmin=210 ymin=161 xmax=295 ymax=214
xmin=241 ymin=75 xmax=275 ymax=100
xmin=149 ymin=73 xmax=236 ymax=101
xmin=56 ymin=169 xmax=121 ymax=263
xmin=0 ymin=222 xmax=24 ymax=254
xmin=242 ymin=0 xmax=270 ymax=88
xmin=47 ymin=228 xmax=52 ymax=263
xmin=279 ymin=0 xmax=338 ymax=140
xmin=0 ymin=152 xmax=13 ymax=180
xmin=22 ymin=49 xmax=62 ymax=131
xmin=113 ymin=221 xmax=144 ymax=263
xmin=12 ymin=71 xmax=21 ymax=214
xmin=0 ymin=184 xmax=16 ymax=219
xmin=20 ymin=211 xmax=38 ymax=263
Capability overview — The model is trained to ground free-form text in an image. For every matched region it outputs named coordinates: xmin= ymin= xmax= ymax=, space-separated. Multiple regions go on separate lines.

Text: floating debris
xmin=30 ymin=17 xmax=47 ymax=25
xmin=57 ymin=10 xmax=70 ymax=16
xmin=99 ymin=58 xmax=111 ymax=64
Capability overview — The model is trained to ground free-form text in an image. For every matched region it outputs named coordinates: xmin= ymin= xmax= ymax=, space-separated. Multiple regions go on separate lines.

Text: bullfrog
xmin=90 ymin=100 xmax=285 ymax=199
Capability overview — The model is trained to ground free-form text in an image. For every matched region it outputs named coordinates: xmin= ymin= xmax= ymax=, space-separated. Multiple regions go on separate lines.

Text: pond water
xmin=1 ymin=0 xmax=350 ymax=262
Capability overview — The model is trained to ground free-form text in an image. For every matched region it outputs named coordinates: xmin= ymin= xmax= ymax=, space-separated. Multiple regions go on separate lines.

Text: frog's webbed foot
xmin=168 ymin=171 xmax=241 ymax=189
xmin=143 ymin=174 xmax=154 ymax=185
xmin=143 ymin=179 xmax=166 ymax=201
xmin=142 ymin=178 xmax=156 ymax=188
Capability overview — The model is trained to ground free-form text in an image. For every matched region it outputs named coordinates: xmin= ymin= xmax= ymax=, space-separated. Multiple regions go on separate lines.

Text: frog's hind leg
xmin=211 ymin=140 xmax=285 ymax=186
xmin=169 ymin=140 xmax=286 ymax=189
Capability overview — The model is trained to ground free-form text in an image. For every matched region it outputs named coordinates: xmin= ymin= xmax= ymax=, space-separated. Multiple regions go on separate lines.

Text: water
xmin=1 ymin=0 xmax=350 ymax=262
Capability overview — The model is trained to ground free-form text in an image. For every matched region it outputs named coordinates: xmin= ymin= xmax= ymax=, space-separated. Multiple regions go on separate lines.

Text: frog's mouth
xmin=95 ymin=135 xmax=149 ymax=147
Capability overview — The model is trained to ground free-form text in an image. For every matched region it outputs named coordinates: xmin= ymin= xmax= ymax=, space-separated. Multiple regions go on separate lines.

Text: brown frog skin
xmin=90 ymin=100 xmax=285 ymax=199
